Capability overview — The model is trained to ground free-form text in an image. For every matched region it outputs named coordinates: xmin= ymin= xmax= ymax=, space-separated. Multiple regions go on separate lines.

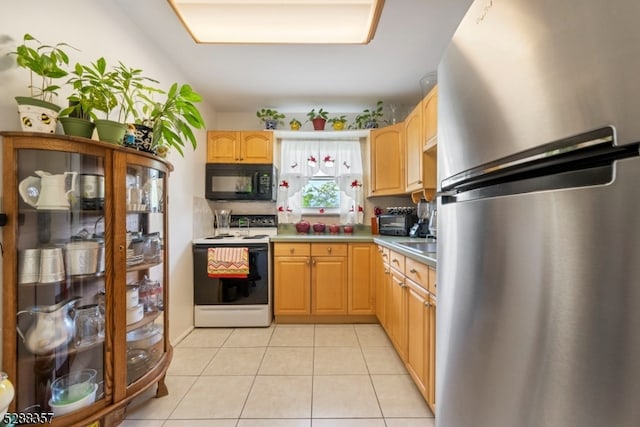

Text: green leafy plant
xmin=256 ymin=108 xmax=285 ymax=126
xmin=143 ymin=83 xmax=206 ymax=157
xmin=289 ymin=118 xmax=302 ymax=130
xmin=113 ymin=62 xmax=162 ymax=124
xmin=328 ymin=115 xmax=347 ymax=124
xmin=80 ymin=57 xmax=119 ymax=120
xmin=306 ymin=108 xmax=329 ymax=121
xmin=59 ymin=62 xmax=99 ymax=120
xmin=353 ymin=100 xmax=384 ymax=129
xmin=11 ymin=33 xmax=75 ymax=102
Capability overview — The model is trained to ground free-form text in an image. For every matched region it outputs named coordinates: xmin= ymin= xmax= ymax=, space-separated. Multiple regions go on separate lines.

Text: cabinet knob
xmin=434 ymin=282 xmax=437 ymax=288
xmin=289 ymin=247 xmax=294 ymax=254
xmin=306 ymin=259 xmax=310 ymax=266
xmin=409 ymin=268 xmax=417 ymax=274
xmin=418 ymin=180 xmax=423 ymax=184
xmin=312 ymin=258 xmax=316 ymax=265
xmin=425 ymin=301 xmax=431 ymax=307
xmin=327 ymin=247 xmax=332 ymax=254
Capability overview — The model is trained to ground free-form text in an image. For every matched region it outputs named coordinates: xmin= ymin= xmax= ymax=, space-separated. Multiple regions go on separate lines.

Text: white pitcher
xmin=18 ymin=170 xmax=77 ymax=210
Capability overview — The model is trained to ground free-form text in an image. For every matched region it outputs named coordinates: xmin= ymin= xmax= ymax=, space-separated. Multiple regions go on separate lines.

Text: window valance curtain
xmin=277 ymin=138 xmax=364 ymax=224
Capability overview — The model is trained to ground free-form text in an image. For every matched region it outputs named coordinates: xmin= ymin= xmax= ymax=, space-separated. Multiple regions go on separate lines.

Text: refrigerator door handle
xmin=441 ymin=127 xmax=640 ymax=203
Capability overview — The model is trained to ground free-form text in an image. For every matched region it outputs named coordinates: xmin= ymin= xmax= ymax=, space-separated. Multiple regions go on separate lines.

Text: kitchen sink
xmin=396 ymin=241 xmax=437 ymax=253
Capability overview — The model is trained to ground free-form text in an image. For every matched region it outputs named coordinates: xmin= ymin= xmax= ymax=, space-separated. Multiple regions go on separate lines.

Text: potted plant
xmin=140 ymin=82 xmax=206 ymax=157
xmin=78 ymin=57 xmax=126 ymax=143
xmin=353 ymin=100 xmax=384 ymax=129
xmin=328 ymin=115 xmax=347 ymax=130
xmin=256 ymin=108 xmax=285 ymax=130
xmin=113 ymin=62 xmax=162 ymax=150
xmin=11 ymin=33 xmax=74 ymax=133
xmin=58 ymin=62 xmax=99 ymax=138
xmin=307 ymin=108 xmax=329 ymax=131
xmin=289 ymin=118 xmax=302 ymax=131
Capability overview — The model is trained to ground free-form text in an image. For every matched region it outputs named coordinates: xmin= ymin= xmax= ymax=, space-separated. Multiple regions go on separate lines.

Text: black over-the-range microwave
xmin=205 ymin=163 xmax=277 ymax=201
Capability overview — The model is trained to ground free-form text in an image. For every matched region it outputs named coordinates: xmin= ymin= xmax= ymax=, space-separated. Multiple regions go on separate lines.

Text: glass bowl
xmin=50 ymin=369 xmax=97 ymax=405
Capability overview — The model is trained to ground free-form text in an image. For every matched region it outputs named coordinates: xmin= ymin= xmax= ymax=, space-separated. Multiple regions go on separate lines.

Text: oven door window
xmin=193 ymin=245 xmax=269 ymax=305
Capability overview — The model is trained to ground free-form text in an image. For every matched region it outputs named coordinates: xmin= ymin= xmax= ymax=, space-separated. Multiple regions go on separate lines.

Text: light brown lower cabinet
xmin=378 ymin=246 xmax=437 ymax=413
xmin=274 ymin=242 xmax=375 ymax=321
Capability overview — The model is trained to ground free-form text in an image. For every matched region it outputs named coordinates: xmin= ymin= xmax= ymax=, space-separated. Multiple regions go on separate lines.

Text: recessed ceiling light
xmin=167 ymin=0 xmax=385 ymax=44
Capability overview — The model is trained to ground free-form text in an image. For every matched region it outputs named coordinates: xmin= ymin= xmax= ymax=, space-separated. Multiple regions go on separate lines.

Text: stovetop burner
xmin=194 ymin=215 xmax=277 ymax=245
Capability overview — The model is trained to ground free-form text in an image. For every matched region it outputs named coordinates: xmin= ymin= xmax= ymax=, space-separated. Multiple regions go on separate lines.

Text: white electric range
xmin=192 ymin=215 xmax=277 ymax=327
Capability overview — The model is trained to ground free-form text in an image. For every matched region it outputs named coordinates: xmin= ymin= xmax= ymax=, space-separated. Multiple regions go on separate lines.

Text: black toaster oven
xmin=378 ymin=214 xmax=417 ymax=236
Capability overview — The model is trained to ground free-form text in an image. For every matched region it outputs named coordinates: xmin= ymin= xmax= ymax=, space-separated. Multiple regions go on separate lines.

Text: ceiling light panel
xmin=168 ymin=0 xmax=384 ymax=44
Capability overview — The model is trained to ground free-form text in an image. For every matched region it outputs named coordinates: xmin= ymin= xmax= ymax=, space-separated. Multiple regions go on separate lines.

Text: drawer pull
xmin=409 ymin=268 xmax=417 ymax=274
xmin=392 ymin=258 xmax=399 ymax=264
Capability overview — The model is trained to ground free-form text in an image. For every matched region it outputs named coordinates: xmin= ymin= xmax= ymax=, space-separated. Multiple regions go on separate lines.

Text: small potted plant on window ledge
xmin=307 ymin=108 xmax=329 ymax=130
xmin=11 ymin=33 xmax=75 ymax=133
xmin=289 ymin=118 xmax=302 ymax=131
xmin=328 ymin=115 xmax=347 ymax=131
xmin=353 ymin=100 xmax=384 ymax=129
xmin=256 ymin=108 xmax=285 ymax=130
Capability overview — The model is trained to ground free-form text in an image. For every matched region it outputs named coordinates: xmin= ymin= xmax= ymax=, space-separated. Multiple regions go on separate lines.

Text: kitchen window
xmin=277 ymin=137 xmax=364 ymax=224
xmin=301 ymin=175 xmax=340 ymax=214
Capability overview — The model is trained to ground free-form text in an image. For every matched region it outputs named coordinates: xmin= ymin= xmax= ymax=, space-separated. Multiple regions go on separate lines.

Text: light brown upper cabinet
xmin=405 ymin=101 xmax=423 ymax=192
xmin=369 ymin=123 xmax=405 ymax=196
xmin=422 ymin=86 xmax=438 ymax=191
xmin=207 ymin=131 xmax=273 ymax=164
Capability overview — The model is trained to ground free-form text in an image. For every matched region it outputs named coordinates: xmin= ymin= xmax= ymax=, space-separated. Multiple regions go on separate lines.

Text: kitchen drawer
xmin=274 ymin=243 xmax=311 ymax=256
xmin=377 ymin=244 xmax=389 ymax=262
xmin=406 ymin=257 xmax=429 ymax=290
xmin=428 ymin=266 xmax=437 ymax=295
xmin=311 ymin=243 xmax=348 ymax=257
xmin=388 ymin=250 xmax=405 ymax=274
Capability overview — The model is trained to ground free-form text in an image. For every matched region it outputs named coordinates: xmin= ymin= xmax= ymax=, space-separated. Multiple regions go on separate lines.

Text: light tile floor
xmin=122 ymin=324 xmax=435 ymax=427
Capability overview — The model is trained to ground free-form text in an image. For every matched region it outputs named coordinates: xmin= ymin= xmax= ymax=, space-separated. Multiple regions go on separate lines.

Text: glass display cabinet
xmin=0 ymin=132 xmax=173 ymax=426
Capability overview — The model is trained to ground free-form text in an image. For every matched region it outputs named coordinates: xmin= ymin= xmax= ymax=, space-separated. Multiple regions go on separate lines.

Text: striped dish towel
xmin=207 ymin=247 xmax=249 ymax=278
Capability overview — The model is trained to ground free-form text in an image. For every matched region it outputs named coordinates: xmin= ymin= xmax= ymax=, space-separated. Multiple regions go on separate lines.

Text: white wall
xmin=0 ymin=0 xmax=217 ymax=349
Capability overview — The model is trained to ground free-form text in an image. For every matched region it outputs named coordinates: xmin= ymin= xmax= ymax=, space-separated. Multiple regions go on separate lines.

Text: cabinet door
xmin=422 ymin=85 xmax=438 ymax=190
xmin=274 ymin=257 xmax=311 ymax=314
xmin=207 ymin=131 xmax=239 ymax=163
xmin=348 ymin=243 xmax=375 ymax=315
xmin=405 ymin=102 xmax=423 ymax=192
xmin=114 ymin=154 xmax=170 ymax=397
xmin=427 ymin=294 xmax=437 ymax=410
xmin=422 ymin=85 xmax=438 ymax=145
xmin=312 ymin=256 xmax=348 ymax=315
xmin=406 ymin=280 xmax=429 ymax=399
xmin=369 ymin=123 xmax=405 ymax=196
xmin=375 ymin=246 xmax=388 ymax=327
xmin=387 ymin=269 xmax=408 ymax=360
xmin=4 ymin=140 xmax=109 ymax=415
xmin=240 ymin=131 xmax=273 ymax=164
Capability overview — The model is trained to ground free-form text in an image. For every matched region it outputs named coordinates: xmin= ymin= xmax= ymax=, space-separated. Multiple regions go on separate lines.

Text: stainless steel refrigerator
xmin=437 ymin=0 xmax=640 ymax=426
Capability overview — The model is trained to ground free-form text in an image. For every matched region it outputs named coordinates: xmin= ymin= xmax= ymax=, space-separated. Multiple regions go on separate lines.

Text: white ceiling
xmin=114 ymin=0 xmax=472 ymax=114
